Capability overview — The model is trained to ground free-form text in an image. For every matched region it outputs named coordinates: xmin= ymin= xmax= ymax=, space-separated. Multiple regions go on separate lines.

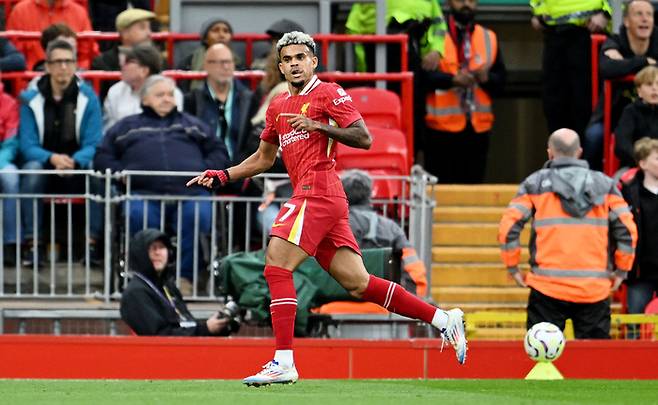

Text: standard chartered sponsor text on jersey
xmin=280 ymin=129 xmax=311 ymax=147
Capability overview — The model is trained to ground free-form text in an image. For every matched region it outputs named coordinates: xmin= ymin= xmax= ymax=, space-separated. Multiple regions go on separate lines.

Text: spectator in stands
xmin=341 ymin=169 xmax=428 ymax=296
xmin=615 ymin=65 xmax=658 ymax=168
xmin=92 ymin=8 xmax=156 ymax=101
xmin=183 ymin=43 xmax=258 ymax=166
xmin=89 ymin=0 xmax=152 ymax=33
xmin=498 ymin=128 xmax=637 ymax=338
xmin=6 ymin=0 xmax=97 ymax=70
xmin=584 ymin=0 xmax=658 ymax=171
xmin=18 ymin=40 xmax=102 ymax=264
xmin=251 ymin=19 xmax=305 ymax=71
xmin=531 ymin=0 xmax=611 ymax=141
xmin=94 ymin=75 xmax=229 ymax=294
xmin=0 ymin=74 xmax=21 ymax=266
xmin=120 ymin=228 xmax=230 ymax=336
xmin=104 ymin=43 xmax=183 ymax=131
xmin=346 ymin=0 xmax=447 ymax=157
xmin=0 ymin=38 xmax=27 ymax=72
xmin=33 ymin=23 xmax=78 ymax=72
xmin=177 ymin=18 xmax=243 ymax=90
xmin=423 ymin=0 xmax=506 ymax=183
xmin=620 ymin=137 xmax=658 ymax=337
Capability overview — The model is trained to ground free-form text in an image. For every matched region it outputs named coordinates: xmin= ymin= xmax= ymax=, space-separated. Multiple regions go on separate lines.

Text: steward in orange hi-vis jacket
xmin=498 ymin=129 xmax=637 ymax=338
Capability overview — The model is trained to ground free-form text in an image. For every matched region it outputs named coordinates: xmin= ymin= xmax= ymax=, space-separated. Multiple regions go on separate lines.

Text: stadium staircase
xmin=430 ymin=184 xmax=630 ymax=340
xmin=431 ymin=184 xmax=531 ymax=339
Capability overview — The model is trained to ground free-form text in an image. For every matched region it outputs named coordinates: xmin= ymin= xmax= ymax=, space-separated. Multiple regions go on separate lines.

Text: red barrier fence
xmin=590 ymin=34 xmax=607 ymax=111
xmin=0 ymin=31 xmax=408 ymax=72
xmin=0 ymin=336 xmax=656 ymax=379
xmin=2 ymin=70 xmax=414 ymax=165
xmin=602 ymin=75 xmax=633 ymax=176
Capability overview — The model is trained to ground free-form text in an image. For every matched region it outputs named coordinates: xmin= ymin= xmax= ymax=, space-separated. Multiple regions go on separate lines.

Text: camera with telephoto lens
xmin=217 ymin=299 xmax=241 ymax=335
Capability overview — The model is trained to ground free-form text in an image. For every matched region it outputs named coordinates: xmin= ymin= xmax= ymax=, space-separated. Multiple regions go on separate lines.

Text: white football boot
xmin=440 ymin=308 xmax=468 ymax=365
xmin=243 ymin=360 xmax=299 ymax=387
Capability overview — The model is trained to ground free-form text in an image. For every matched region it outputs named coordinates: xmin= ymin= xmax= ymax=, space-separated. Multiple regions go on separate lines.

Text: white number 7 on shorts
xmin=279 ymin=203 xmax=297 ymax=222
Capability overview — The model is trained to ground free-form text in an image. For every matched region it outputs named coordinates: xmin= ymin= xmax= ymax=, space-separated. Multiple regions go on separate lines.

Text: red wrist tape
xmin=203 ymin=169 xmax=230 ymax=186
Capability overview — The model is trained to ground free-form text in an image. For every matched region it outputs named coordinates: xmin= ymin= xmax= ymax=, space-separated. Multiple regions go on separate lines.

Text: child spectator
xmin=615 ymin=65 xmax=658 ymax=167
xmin=621 ymin=137 xmax=658 ymax=334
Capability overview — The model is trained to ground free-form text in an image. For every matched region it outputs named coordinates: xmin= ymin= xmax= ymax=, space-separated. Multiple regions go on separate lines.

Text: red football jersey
xmin=260 ymin=75 xmax=362 ymax=197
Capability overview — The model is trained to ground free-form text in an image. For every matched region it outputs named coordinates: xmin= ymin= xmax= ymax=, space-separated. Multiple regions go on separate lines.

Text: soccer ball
xmin=524 ymin=322 xmax=566 ymax=362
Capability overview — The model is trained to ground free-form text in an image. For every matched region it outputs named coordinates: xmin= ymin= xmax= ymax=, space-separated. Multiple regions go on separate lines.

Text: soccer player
xmin=187 ymin=31 xmax=467 ymax=386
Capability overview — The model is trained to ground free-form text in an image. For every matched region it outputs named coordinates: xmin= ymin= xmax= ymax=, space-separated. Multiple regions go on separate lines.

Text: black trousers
xmin=527 ymin=288 xmax=611 ymax=339
xmin=423 ymin=126 xmax=490 ymax=184
xmin=541 ymin=26 xmax=592 ymax=138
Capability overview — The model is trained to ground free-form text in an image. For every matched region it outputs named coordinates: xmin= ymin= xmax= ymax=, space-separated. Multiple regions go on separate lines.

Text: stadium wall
xmin=0 ymin=336 xmax=656 ymax=379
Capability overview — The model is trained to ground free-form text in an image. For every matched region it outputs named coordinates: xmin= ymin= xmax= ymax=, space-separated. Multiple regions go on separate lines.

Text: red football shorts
xmin=269 ymin=195 xmax=361 ymax=270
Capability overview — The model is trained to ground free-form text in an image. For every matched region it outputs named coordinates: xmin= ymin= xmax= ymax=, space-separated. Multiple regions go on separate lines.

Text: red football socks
xmin=264 ymin=265 xmax=297 ymax=350
xmin=361 ymin=274 xmax=436 ymax=323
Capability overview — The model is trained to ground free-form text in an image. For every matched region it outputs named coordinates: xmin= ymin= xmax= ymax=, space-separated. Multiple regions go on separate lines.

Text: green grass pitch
xmin=1 ymin=379 xmax=657 ymax=405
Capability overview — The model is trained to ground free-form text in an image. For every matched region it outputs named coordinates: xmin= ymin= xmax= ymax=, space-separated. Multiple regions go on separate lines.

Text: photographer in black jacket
xmin=120 ymin=228 xmax=229 ymax=336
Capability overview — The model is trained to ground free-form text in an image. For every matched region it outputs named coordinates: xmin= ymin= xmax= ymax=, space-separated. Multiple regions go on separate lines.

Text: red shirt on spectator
xmin=7 ymin=0 xmax=97 ymax=70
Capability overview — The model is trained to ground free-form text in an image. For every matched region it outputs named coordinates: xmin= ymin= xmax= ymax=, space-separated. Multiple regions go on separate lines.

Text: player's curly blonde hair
xmin=276 ymin=31 xmax=316 ymax=57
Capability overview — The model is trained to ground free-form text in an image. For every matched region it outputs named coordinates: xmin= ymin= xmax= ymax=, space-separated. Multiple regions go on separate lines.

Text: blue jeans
xmin=0 ymin=163 xmax=20 ymax=244
xmin=582 ymin=122 xmax=603 ymax=171
xmin=125 ymin=198 xmax=211 ymax=280
xmin=19 ymin=160 xmax=47 ymax=239
xmin=626 ymin=280 xmax=658 ymax=339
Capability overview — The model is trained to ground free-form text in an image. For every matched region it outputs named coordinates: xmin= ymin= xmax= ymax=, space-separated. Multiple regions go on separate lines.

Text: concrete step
xmin=432 ymin=286 xmax=530 ymax=303
xmin=431 ymin=263 xmax=529 ymax=287
xmin=433 ymin=223 xmax=530 ymax=246
xmin=434 ymin=206 xmax=505 ymax=223
xmin=432 ymin=246 xmax=529 ymax=263
xmin=434 ymin=302 xmax=528 ymax=312
xmin=433 ymin=184 xmax=518 ymax=207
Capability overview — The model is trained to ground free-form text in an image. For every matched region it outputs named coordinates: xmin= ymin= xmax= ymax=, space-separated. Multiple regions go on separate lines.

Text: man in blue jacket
xmin=18 ymin=39 xmax=103 ymax=261
xmin=94 ymin=74 xmax=229 ymax=294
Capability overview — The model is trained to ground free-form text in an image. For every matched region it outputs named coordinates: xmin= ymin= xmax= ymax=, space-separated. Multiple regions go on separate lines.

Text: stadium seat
xmin=346 ymin=87 xmax=402 ymax=130
xmin=336 ymin=127 xmax=409 ymax=201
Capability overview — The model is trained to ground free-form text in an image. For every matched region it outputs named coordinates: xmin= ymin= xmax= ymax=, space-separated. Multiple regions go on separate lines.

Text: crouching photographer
xmin=120 ymin=228 xmax=240 ymax=336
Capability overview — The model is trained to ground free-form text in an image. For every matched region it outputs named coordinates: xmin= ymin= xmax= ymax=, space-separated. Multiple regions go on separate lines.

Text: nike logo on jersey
xmin=272 ymin=223 xmax=286 ymax=228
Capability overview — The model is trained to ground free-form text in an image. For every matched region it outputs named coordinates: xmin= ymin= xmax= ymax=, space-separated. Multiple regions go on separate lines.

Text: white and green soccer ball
xmin=524 ymin=322 xmax=566 ymax=362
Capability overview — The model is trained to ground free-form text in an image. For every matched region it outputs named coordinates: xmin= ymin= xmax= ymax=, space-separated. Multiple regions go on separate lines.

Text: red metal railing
xmin=0 ymin=31 xmax=408 ymax=72
xmin=2 ymin=70 xmax=414 ymax=165
xmin=591 ymin=34 xmax=607 ymax=111
xmin=602 ymin=75 xmax=634 ymax=175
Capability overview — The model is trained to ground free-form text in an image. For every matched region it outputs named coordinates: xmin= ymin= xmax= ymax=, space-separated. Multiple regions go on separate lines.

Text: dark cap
xmin=266 ymin=19 xmax=305 ymax=39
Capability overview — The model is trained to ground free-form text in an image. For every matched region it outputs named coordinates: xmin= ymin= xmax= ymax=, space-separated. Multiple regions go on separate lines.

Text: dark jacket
xmin=93 ymin=106 xmax=229 ymax=195
xmin=183 ymin=79 xmax=258 ymax=165
xmin=614 ymin=99 xmax=658 ymax=168
xmin=590 ymin=26 xmax=658 ymax=124
xmin=120 ymin=229 xmax=215 ymax=336
xmin=91 ymin=46 xmax=120 ymax=101
xmin=0 ymin=38 xmax=26 ymax=72
xmin=621 ymin=170 xmax=658 ymax=282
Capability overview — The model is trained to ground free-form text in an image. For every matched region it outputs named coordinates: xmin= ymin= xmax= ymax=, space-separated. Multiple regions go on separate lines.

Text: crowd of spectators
xmin=0 ymin=0 xmax=657 ymax=321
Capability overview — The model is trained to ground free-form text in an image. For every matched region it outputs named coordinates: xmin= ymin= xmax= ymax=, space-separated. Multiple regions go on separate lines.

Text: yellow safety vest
xmin=425 ymin=24 xmax=497 ymax=133
xmin=530 ymin=0 xmax=612 ymax=27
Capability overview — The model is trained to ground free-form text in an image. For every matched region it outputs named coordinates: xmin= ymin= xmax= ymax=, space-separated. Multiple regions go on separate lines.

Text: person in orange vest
xmin=499 ymin=128 xmax=638 ymax=338
xmin=423 ymin=0 xmax=506 ymax=184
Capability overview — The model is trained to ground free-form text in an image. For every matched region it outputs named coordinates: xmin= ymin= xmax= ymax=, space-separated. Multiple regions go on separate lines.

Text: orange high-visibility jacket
xmin=425 ymin=24 xmax=497 ymax=133
xmin=498 ymin=158 xmax=637 ymax=303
